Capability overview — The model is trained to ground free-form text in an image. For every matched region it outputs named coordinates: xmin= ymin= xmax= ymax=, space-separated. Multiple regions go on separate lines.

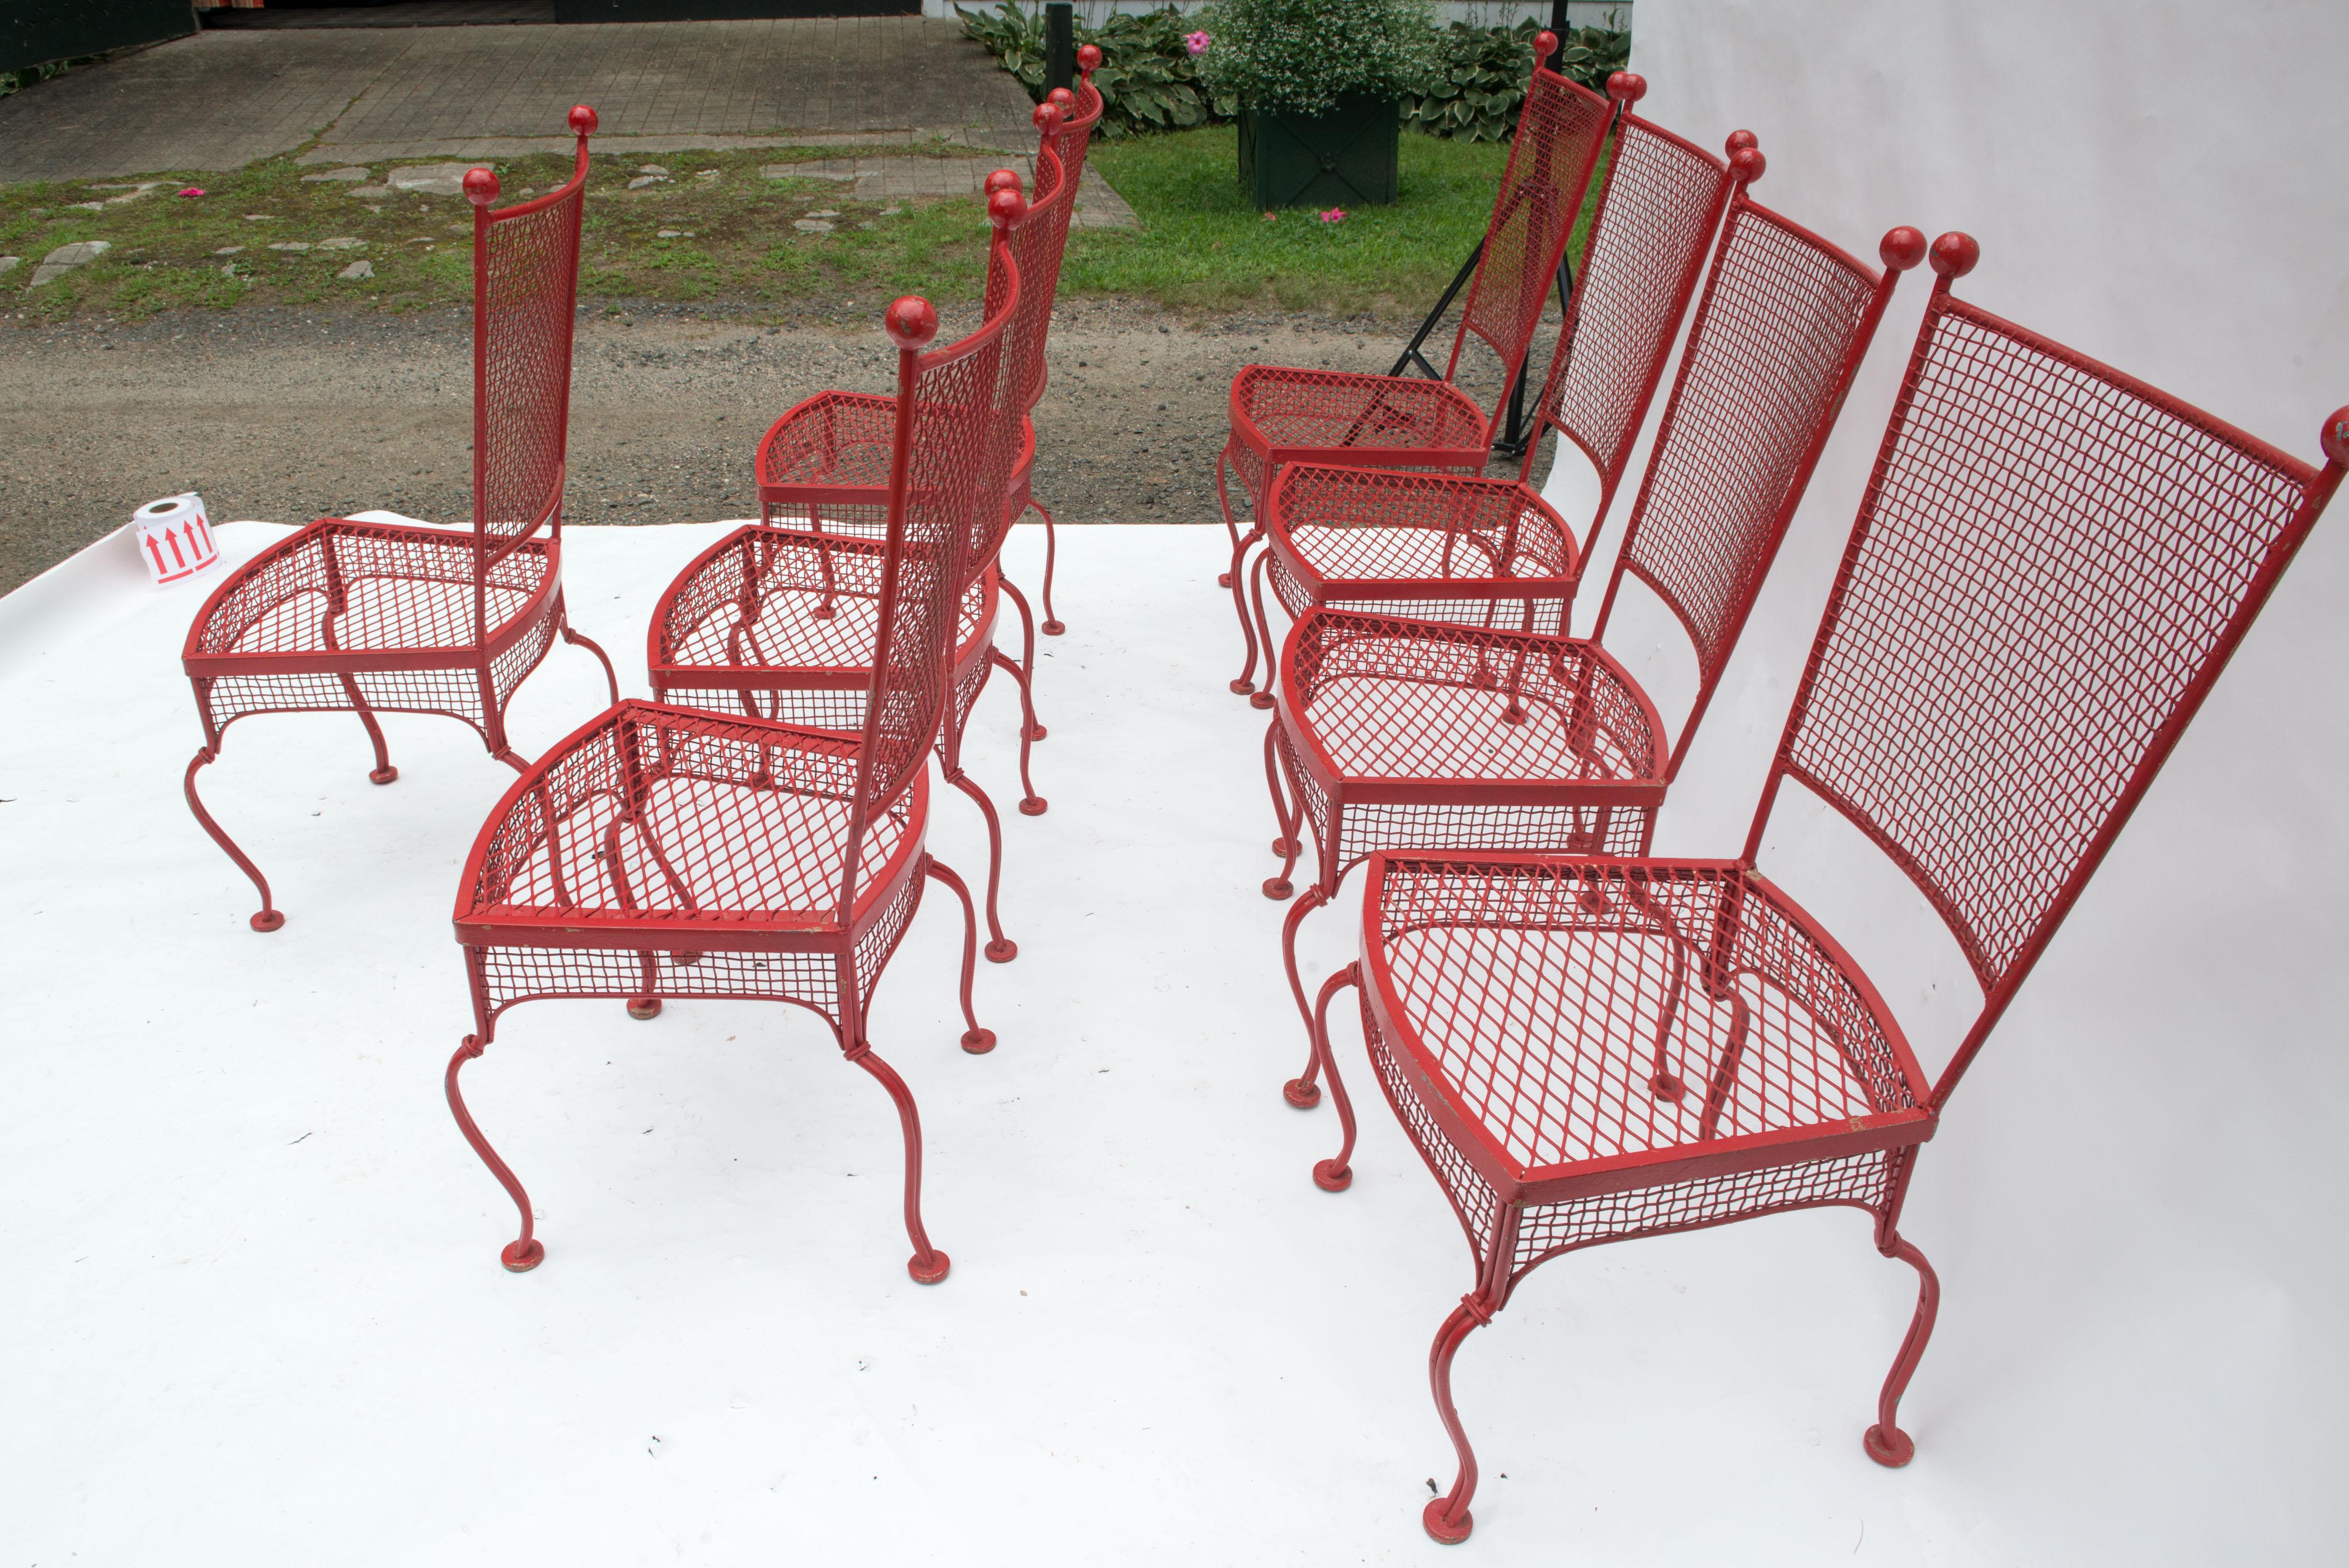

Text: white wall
xmin=1541 ymin=2 xmax=2349 ymax=1560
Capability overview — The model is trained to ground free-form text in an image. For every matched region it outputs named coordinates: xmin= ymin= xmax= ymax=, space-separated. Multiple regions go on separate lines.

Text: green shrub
xmin=959 ymin=4 xmax=1627 ymax=143
xmin=1405 ymin=19 xmax=1630 ymax=143
xmin=1193 ymin=0 xmax=1435 ymax=117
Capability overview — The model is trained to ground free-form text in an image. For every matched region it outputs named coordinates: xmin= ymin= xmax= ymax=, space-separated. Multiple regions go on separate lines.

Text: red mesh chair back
xmin=1523 ymin=98 xmax=1738 ymax=555
xmin=1045 ymin=45 xmax=1105 ymax=193
xmin=837 ymin=207 xmax=1024 ymax=916
xmin=1446 ymin=62 xmax=1613 ymax=420
xmin=1004 ymin=109 xmax=1079 ymax=420
xmin=1747 ymin=234 xmax=2348 ymax=1107
xmin=1588 ymin=168 xmax=1923 ymax=779
xmin=468 ymin=107 xmax=593 ymax=573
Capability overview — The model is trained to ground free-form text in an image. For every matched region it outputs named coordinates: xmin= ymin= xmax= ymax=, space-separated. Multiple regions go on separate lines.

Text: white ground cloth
xmin=0 ymin=516 xmax=2306 ymax=1563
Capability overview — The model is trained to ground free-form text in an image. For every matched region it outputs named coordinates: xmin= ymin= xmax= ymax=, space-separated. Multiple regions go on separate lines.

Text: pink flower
xmin=1261 ymin=210 xmax=1278 ymax=222
xmin=1186 ymin=29 xmax=1211 ymax=56
xmin=177 ymin=187 xmax=206 ymax=198
xmin=1319 ymin=207 xmax=1347 ymax=224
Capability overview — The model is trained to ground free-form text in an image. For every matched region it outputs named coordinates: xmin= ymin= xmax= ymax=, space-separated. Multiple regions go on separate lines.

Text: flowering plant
xmin=1318 ymin=207 xmax=1346 ymax=223
xmin=1186 ymin=29 xmax=1211 ymax=57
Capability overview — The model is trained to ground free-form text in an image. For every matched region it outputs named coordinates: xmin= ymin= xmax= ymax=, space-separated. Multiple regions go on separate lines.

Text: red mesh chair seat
xmin=1227 ymin=366 xmax=1494 ymax=493
xmin=651 ymin=525 xmax=999 ymax=729
xmin=1351 ymin=853 xmax=1929 ymax=1226
xmin=1261 ymin=465 xmax=1579 ymax=634
xmin=756 ymin=389 xmax=899 ymax=512
xmin=1276 ymin=609 xmax=1663 ymax=875
xmin=190 ymin=519 xmax=554 ymax=669
xmin=457 ymin=702 xmax=924 ymax=950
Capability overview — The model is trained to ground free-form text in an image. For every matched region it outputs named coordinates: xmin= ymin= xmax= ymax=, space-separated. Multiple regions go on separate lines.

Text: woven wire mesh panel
xmin=1458 ymin=70 xmax=1611 ymax=382
xmin=471 ymin=860 xmax=922 ymax=1029
xmin=1533 ymin=116 xmax=1728 ymax=490
xmin=465 ymin=706 xmax=917 ymax=928
xmin=1368 ymin=857 xmax=1917 ymax=1176
xmin=1613 ymin=203 xmax=1883 ymax=685
xmin=1509 ymin=1148 xmax=1901 ymax=1290
xmin=1364 ymin=1000 xmax=1503 ymax=1267
xmin=1004 ymin=149 xmax=1077 ymax=417
xmin=476 ymin=185 xmax=581 ymax=550
xmin=1782 ymin=297 xmax=2324 ymax=990
xmin=1056 ymin=79 xmax=1104 ymax=188
xmin=859 ymin=315 xmax=1011 ymax=815
xmin=1267 ymin=547 xmax=1569 ymax=638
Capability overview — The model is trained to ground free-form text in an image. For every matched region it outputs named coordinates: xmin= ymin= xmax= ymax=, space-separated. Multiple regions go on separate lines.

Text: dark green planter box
xmin=1237 ymin=96 xmax=1399 ymax=210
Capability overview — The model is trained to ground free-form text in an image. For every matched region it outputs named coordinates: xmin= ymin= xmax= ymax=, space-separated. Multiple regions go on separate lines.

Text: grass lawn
xmin=1072 ymin=127 xmax=1531 ymax=316
xmin=1 ymin=128 xmax=1583 ymax=322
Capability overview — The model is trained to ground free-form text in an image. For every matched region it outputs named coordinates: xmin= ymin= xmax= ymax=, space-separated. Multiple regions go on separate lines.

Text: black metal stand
xmin=1044 ymin=2 xmax=1075 ymax=95
xmin=1389 ymin=248 xmax=1576 ymax=464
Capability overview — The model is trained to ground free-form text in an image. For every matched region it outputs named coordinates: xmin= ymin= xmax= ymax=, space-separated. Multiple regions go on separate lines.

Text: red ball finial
xmin=464 ymin=167 xmax=500 ymax=208
xmin=1534 ymin=29 xmax=1557 ymax=62
xmin=988 ymin=186 xmax=1027 ymax=230
xmin=1607 ymin=71 xmax=1647 ymax=105
xmin=1878 ymin=226 xmax=1928 ymax=272
xmin=568 ymin=105 xmax=598 ymax=136
xmin=886 ymin=296 xmax=939 ymax=351
xmin=985 ymin=168 xmax=1024 ymax=197
xmin=1725 ymin=129 xmax=1759 ymax=155
xmin=1929 ymin=231 xmax=1981 ymax=280
xmin=2319 ymin=407 xmax=2349 ymax=467
xmin=1034 ymin=100 xmax=1064 ymax=136
xmin=1730 ymin=146 xmax=1765 ymax=186
xmin=1078 ymin=42 xmax=1101 ymax=74
xmin=1048 ymin=86 xmax=1074 ymax=110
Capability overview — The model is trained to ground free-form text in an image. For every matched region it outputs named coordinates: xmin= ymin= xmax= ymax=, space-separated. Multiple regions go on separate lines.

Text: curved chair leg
xmin=924 ymin=856 xmax=997 ymax=1051
xmin=1307 ymin=965 xmax=1361 ymax=1192
xmin=186 ymin=746 xmax=283 ymax=933
xmin=1246 ymin=547 xmax=1280 ymax=711
xmin=1213 ymin=442 xmax=1241 ymax=589
xmin=998 ymin=576 xmax=1048 ymax=743
xmin=446 ymin=1034 xmax=543 ymax=1272
xmin=1424 ymin=1297 xmax=1496 ymax=1545
xmin=1226 ymin=529 xmax=1263 ymax=695
xmin=1031 ymin=500 xmax=1065 ymax=636
xmin=989 ymin=649 xmax=1047 ymax=816
xmin=1263 ymin=718 xmax=1301 ymax=863
xmin=560 ymin=613 xmax=622 ymax=706
xmin=337 ymin=675 xmax=399 ymax=784
xmin=1865 ymin=1233 xmax=1941 ymax=1466
xmin=846 ymin=1041 xmax=951 ymax=1284
xmin=1278 ymin=884 xmax=1332 ymax=1107
xmin=943 ymin=766 xmax=1018 ymax=965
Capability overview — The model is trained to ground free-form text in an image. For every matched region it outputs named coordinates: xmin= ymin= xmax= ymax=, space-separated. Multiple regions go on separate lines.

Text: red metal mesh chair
xmin=1218 ymin=35 xmax=1615 ymax=696
xmin=1027 ymin=42 xmax=1103 ymax=635
xmin=445 ymin=263 xmax=1024 ymax=1284
xmin=1299 ymin=232 xmax=2349 ymax=1543
xmin=1264 ymin=181 xmax=1925 ymax=1112
xmin=657 ymin=109 xmax=1086 ymax=968
xmin=1243 ymin=104 xmax=1743 ymax=711
xmin=181 ymin=108 xmax=617 ymax=932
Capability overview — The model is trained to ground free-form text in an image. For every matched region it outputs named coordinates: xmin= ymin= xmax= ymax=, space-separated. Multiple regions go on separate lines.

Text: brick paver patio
xmin=0 ymin=18 xmax=1038 ymax=184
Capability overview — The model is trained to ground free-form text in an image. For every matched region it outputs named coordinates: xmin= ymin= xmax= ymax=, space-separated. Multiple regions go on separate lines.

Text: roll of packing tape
xmin=133 ymin=493 xmax=218 ymax=584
